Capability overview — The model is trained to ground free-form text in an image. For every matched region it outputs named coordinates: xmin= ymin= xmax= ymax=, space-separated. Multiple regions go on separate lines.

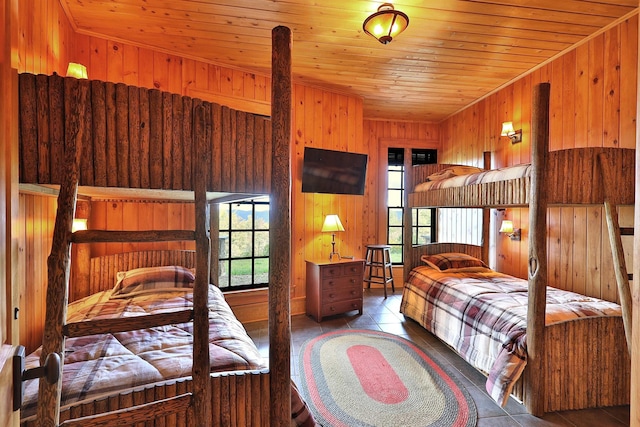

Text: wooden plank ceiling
xmin=60 ymin=0 xmax=638 ymax=122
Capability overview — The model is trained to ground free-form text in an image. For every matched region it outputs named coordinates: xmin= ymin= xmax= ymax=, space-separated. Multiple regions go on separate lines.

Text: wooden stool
xmin=363 ymin=244 xmax=394 ymax=298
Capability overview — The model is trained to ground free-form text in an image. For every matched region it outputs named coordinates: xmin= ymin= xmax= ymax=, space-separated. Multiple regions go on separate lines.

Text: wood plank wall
xmin=439 ymin=15 xmax=638 ymax=303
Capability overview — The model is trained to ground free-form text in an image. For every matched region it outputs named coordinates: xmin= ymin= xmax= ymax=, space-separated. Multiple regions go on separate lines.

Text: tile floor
xmin=243 ymin=288 xmax=630 ymax=427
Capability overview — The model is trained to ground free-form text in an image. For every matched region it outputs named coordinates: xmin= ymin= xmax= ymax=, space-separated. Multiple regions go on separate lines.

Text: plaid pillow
xmin=111 ymin=265 xmax=195 ymax=298
xmin=421 ymin=252 xmax=488 ymax=271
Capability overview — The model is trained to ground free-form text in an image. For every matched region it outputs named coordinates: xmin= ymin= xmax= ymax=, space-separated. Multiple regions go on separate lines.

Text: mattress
xmin=21 ymin=283 xmax=265 ymax=419
xmin=414 ymin=163 xmax=531 ymax=192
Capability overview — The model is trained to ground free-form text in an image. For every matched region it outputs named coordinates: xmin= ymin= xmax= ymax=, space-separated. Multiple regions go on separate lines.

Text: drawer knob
xmin=329 ymin=293 xmax=335 ymax=299
xmin=351 ymin=290 xmax=356 ymax=295
xmin=330 ymin=306 xmax=335 ymax=312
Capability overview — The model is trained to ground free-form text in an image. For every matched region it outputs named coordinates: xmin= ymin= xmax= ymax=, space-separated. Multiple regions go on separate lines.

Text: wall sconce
xmin=72 ymin=218 xmax=88 ymax=233
xmin=501 ymin=122 xmax=522 ymax=144
xmin=499 ymin=220 xmax=521 ymax=241
xmin=363 ymin=3 xmax=409 ymax=44
xmin=322 ymin=214 xmax=345 ymax=261
xmin=66 ymin=62 xmax=88 ymax=79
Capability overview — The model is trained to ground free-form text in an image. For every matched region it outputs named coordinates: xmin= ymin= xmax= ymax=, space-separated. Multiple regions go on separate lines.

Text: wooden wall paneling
xmin=107 ymin=40 xmax=124 ymax=84
xmin=168 ymin=55 xmax=182 ymax=95
xmin=549 ymin=61 xmax=564 ymax=152
xmin=562 ymin=50 xmax=577 ymax=150
xmin=90 ymin=200 xmax=107 ymax=258
xmin=73 ymin=35 xmax=91 ymax=80
xmin=89 ymin=37 xmax=108 ymax=82
xmin=153 ymin=51 xmax=170 ymax=92
xmin=572 ymin=208 xmax=588 ymax=296
xmin=588 ymin=33 xmax=605 ymax=148
xmin=153 ymin=202 xmax=170 ymax=251
xmin=548 ymin=207 xmax=562 ymax=286
xmin=122 ymin=44 xmax=139 ymax=87
xmin=586 ymin=207 xmax=603 ymax=298
xmin=121 ymin=202 xmax=139 ymax=254
xmin=134 ymin=202 xmax=156 ymax=253
xmin=574 ymin=43 xmax=590 ymax=148
xmin=245 ymin=113 xmax=254 ymax=193
xmin=604 ymin=25 xmax=621 ymax=149
xmin=138 ymin=46 xmax=154 ymax=89
xmin=619 ymin=15 xmax=638 ymax=149
xmin=559 ymin=207 xmax=575 ymax=292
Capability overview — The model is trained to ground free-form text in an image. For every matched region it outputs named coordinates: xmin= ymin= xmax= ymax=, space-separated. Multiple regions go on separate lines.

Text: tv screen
xmin=302 ymin=147 xmax=368 ymax=195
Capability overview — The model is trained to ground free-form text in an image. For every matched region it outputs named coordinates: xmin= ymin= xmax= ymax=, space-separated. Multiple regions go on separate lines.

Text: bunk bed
xmin=15 ymin=26 xmax=302 ymax=427
xmin=400 ymin=83 xmax=633 ymax=416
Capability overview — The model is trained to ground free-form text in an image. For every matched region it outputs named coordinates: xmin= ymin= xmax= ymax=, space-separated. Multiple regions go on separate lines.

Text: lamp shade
xmin=72 ymin=218 xmax=88 ymax=232
xmin=321 ymin=214 xmax=345 ymax=233
xmin=363 ymin=3 xmax=409 ymax=44
xmin=66 ymin=62 xmax=88 ymax=79
xmin=499 ymin=220 xmax=514 ymax=234
xmin=501 ymin=122 xmax=515 ymax=137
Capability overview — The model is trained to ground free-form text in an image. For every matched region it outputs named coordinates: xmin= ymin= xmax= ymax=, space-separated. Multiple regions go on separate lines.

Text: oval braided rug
xmin=298 ymin=329 xmax=477 ymax=427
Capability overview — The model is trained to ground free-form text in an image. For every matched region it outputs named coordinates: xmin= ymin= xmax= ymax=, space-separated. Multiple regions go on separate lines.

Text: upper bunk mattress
xmin=414 ymin=164 xmax=531 ymax=192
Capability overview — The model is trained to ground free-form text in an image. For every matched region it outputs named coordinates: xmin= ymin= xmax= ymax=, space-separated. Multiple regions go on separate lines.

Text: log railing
xmin=18 ymin=73 xmax=272 ymax=194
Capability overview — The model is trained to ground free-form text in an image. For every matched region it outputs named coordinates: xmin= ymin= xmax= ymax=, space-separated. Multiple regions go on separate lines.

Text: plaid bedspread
xmin=400 ymin=266 xmax=622 ymax=406
xmin=21 ymin=285 xmax=266 ymax=418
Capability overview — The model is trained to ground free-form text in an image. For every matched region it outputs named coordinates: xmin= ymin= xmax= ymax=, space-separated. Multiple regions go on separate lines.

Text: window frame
xmin=218 ymin=196 xmax=270 ymax=291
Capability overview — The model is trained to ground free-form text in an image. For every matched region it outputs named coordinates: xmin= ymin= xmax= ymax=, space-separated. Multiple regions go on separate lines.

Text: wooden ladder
xmin=30 ymin=80 xmax=213 ymax=427
xmin=598 ymin=152 xmax=633 ymax=355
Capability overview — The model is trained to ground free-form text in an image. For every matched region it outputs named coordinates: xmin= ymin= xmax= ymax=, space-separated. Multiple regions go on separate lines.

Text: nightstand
xmin=305 ymin=259 xmax=365 ymax=322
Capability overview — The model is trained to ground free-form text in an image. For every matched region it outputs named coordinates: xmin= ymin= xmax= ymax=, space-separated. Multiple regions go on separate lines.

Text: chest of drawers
xmin=305 ymin=259 xmax=364 ymax=322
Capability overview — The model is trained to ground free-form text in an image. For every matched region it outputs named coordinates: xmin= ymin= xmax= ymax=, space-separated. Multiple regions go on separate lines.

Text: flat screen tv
xmin=302 ymin=147 xmax=368 ymax=195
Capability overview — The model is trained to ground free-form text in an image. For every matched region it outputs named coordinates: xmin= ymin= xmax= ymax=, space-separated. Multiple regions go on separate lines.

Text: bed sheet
xmin=399 ymin=265 xmax=621 ymax=406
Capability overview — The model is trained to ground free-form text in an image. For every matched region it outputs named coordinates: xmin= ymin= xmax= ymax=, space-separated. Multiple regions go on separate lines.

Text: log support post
xmin=269 ymin=25 xmax=292 ymax=427
xmin=525 ymin=82 xmax=550 ymax=417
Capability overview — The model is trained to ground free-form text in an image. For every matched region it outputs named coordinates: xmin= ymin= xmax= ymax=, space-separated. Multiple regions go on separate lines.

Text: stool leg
xmin=365 ymin=248 xmax=372 ymax=289
xmin=385 ymin=248 xmax=395 ymax=293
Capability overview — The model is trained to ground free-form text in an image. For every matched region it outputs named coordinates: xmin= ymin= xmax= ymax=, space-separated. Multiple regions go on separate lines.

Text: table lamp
xmin=322 ymin=214 xmax=345 ymax=261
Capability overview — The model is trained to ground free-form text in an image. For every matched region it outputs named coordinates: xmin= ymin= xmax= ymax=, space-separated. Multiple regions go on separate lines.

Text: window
xmin=387 ymin=148 xmax=437 ymax=265
xmin=218 ymin=196 xmax=270 ymax=291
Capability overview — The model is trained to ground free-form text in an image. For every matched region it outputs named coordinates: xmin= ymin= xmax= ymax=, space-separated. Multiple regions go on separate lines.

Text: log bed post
xmin=269 ymin=25 xmax=292 ymax=426
xmin=403 ymin=148 xmax=413 ymax=282
xmin=481 ymin=151 xmax=491 ymax=264
xmin=525 ymin=82 xmax=550 ymax=416
xmin=192 ymin=104 xmax=212 ymax=427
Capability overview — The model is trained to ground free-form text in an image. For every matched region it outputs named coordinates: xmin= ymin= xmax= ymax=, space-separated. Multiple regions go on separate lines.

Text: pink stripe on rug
xmin=347 ymin=344 xmax=408 ymax=404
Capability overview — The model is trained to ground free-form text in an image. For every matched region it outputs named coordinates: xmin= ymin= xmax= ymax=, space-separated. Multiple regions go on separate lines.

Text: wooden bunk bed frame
xmin=16 ymin=26 xmax=293 ymax=427
xmin=402 ymin=83 xmax=633 ymax=416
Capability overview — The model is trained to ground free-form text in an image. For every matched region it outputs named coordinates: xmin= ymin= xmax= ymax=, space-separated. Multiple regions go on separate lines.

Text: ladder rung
xmin=72 ymin=229 xmax=195 ymax=243
xmin=64 ymin=309 xmax=194 ymax=338
xmin=620 ymin=227 xmax=634 ymax=236
xmin=59 ymin=393 xmax=192 ymax=427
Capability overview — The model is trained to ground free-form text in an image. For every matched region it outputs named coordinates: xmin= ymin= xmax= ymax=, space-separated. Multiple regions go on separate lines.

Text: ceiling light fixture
xmin=363 ymin=3 xmax=409 ymax=44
